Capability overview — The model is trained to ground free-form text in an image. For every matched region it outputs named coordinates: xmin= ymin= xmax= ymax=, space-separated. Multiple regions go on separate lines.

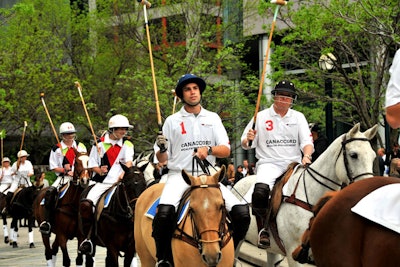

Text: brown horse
xmin=135 ymin=166 xmax=234 ymax=267
xmin=299 ymin=176 xmax=400 ymax=267
xmin=33 ymin=151 xmax=92 ymax=267
xmin=79 ymin=163 xmax=147 ymax=267
xmin=0 ymin=193 xmax=9 ymax=243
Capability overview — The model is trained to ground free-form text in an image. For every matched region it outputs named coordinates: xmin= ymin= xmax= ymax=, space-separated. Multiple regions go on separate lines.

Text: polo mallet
xmin=249 ymin=0 xmax=287 ymax=146
xmin=137 ymin=0 xmax=163 ymax=131
xmin=40 ymin=93 xmax=60 ymax=145
xmin=17 ymin=121 xmax=28 ymax=170
xmin=74 ymin=81 xmax=100 ymax=154
xmin=0 ymin=129 xmax=6 ymax=163
xmin=171 ymin=89 xmax=178 ymax=114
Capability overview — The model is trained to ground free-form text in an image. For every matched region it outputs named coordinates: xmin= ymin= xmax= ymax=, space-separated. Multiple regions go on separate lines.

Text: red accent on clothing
xmin=107 ymin=144 xmax=121 ymax=166
xmin=65 ymin=147 xmax=75 ymax=165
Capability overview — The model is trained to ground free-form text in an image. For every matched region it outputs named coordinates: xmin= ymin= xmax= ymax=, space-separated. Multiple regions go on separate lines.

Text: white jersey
xmin=0 ymin=166 xmax=14 ymax=185
xmin=154 ymin=106 xmax=230 ymax=172
xmin=385 ymin=49 xmax=400 ymax=108
xmin=49 ymin=140 xmax=87 ymax=176
xmin=241 ymin=105 xmax=313 ymax=167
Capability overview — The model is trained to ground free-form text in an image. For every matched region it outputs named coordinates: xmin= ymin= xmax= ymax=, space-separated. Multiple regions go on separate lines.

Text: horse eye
xmin=349 ymin=152 xmax=358 ymax=159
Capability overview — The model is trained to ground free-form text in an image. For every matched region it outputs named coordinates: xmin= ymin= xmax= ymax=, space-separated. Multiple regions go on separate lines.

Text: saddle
xmin=96 ymin=183 xmax=132 ymax=222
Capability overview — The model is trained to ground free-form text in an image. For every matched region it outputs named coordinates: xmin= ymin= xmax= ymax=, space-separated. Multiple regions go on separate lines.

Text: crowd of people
xmin=0 ymin=54 xmax=399 ymax=266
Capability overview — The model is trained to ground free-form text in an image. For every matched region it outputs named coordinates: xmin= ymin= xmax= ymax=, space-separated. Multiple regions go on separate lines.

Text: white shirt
xmin=241 ymin=105 xmax=313 ymax=166
xmin=154 ymin=106 xmax=230 ymax=172
xmin=49 ymin=140 xmax=87 ymax=176
xmin=11 ymin=160 xmax=34 ymax=186
xmin=386 ymin=49 xmax=400 ymax=108
xmin=0 ymin=166 xmax=14 ymax=184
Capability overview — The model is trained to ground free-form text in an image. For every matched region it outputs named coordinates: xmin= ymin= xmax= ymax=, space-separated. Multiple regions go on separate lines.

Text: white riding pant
xmin=51 ymin=176 xmax=73 ymax=189
xmin=0 ymin=183 xmax=11 ymax=193
xmin=7 ymin=180 xmax=33 ymax=194
xmin=86 ymin=182 xmax=114 ymax=208
xmin=242 ymin=163 xmax=287 ymax=204
xmin=159 ymin=170 xmax=241 ymax=212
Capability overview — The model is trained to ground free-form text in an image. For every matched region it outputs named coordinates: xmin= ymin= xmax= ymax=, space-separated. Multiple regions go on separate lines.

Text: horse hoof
xmin=4 ymin=236 xmax=9 ymax=244
xmin=29 ymin=243 xmax=35 ymax=248
xmin=12 ymin=242 xmax=18 ymax=248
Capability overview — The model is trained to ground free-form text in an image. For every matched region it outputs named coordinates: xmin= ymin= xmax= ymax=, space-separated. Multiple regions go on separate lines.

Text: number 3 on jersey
xmin=265 ymin=120 xmax=273 ymax=131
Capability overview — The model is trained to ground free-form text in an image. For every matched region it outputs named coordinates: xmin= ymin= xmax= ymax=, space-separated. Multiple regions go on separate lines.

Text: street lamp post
xmin=319 ymin=53 xmax=337 ymax=144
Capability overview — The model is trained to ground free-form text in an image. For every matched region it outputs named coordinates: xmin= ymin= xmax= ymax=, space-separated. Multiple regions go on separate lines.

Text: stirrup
xmin=257 ymin=228 xmax=270 ymax=249
xmin=155 ymin=260 xmax=173 ymax=267
xmin=79 ymin=239 xmax=94 ymax=256
xmin=39 ymin=221 xmax=51 ymax=235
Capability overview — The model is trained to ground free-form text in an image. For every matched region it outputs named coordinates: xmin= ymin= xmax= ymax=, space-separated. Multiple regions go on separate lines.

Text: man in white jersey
xmin=153 ymin=74 xmax=250 ymax=267
xmin=39 ymin=122 xmax=87 ymax=234
xmin=386 ymin=49 xmax=400 ymax=129
xmin=241 ymin=80 xmax=314 ymax=248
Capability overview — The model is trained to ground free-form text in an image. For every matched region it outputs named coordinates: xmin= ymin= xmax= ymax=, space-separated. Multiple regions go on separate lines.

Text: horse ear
xmin=364 ymin=124 xmax=378 ymax=140
xmin=182 ymin=169 xmax=191 ymax=185
xmin=121 ymin=163 xmax=129 ymax=173
xmin=217 ymin=165 xmax=226 ymax=182
xmin=348 ymin=123 xmax=361 ymax=136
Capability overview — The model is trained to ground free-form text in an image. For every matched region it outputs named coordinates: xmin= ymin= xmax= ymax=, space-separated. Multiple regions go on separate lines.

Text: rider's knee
xmin=252 ymin=183 xmax=270 ymax=209
xmin=152 ymin=204 xmax=176 ymax=237
xmin=229 ymin=204 xmax=250 ymax=240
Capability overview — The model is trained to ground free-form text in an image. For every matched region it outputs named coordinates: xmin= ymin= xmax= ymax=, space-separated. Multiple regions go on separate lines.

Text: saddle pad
xmin=58 ymin=182 xmax=70 ymax=199
xmin=351 ymin=184 xmax=400 ymax=234
xmin=145 ymin=198 xmax=190 ymax=224
xmin=104 ymin=186 xmax=117 ymax=208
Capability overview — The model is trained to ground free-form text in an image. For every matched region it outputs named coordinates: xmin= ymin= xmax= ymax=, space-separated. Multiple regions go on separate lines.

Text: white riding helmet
xmin=2 ymin=157 xmax=10 ymax=163
xmin=59 ymin=122 xmax=76 ymax=134
xmin=108 ymin=114 xmax=133 ymax=129
xmin=17 ymin=150 xmax=29 ymax=158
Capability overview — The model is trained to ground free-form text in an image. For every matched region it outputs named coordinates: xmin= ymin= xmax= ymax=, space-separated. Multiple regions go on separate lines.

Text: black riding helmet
xmin=175 ymin=74 xmax=206 ymax=99
xmin=271 ymin=80 xmax=298 ymax=100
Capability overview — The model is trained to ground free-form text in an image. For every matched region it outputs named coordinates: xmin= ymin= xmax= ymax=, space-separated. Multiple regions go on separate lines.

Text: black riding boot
xmin=229 ymin=204 xmax=250 ymax=249
xmin=40 ymin=186 xmax=57 ymax=234
xmin=152 ymin=204 xmax=176 ymax=267
xmin=252 ymin=183 xmax=270 ymax=249
xmin=78 ymin=199 xmax=95 ymax=256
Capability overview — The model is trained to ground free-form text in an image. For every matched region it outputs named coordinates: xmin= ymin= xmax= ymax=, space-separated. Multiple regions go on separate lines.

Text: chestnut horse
xmin=33 ymin=151 xmax=92 ymax=267
xmin=79 ymin=163 xmax=147 ymax=267
xmin=135 ymin=166 xmax=234 ymax=267
xmin=232 ymin=123 xmax=378 ymax=267
xmin=302 ymin=176 xmax=400 ymax=267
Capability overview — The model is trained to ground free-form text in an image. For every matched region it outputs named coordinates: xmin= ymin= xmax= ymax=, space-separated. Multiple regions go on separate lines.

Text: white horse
xmin=232 ymin=123 xmax=378 ymax=267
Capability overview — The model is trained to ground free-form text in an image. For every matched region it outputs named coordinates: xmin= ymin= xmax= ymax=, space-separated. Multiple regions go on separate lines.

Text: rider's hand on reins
xmin=193 ymin=147 xmax=208 ymax=160
xmin=302 ymin=155 xmax=312 ymax=166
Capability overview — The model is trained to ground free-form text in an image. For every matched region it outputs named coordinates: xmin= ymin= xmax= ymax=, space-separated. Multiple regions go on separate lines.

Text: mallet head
xmin=270 ymin=0 xmax=288 ymax=5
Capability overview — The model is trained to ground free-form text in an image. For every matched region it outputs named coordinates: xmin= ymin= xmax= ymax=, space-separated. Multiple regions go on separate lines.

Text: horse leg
xmin=28 ymin=217 xmax=35 ymax=248
xmin=57 ymin=235 xmax=71 ymax=267
xmin=51 ymin=240 xmax=60 ymax=266
xmin=41 ymin=232 xmax=54 ymax=267
xmin=106 ymin=249 xmax=119 ymax=267
xmin=2 ymin=214 xmax=9 ymax=243
xmin=11 ymin=218 xmax=18 ymax=248
xmin=79 ymin=199 xmax=95 ymax=256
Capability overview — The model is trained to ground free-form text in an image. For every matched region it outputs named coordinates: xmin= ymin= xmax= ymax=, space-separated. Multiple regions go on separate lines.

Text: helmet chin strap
xmin=182 ymin=96 xmax=202 ymax=107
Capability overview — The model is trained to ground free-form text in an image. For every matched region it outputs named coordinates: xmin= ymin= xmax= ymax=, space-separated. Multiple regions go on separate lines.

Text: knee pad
xmin=252 ymin=183 xmax=270 ymax=210
xmin=152 ymin=204 xmax=176 ymax=239
xmin=229 ymin=204 xmax=250 ymax=241
xmin=79 ymin=199 xmax=94 ymax=220
xmin=44 ymin=187 xmax=57 ymax=208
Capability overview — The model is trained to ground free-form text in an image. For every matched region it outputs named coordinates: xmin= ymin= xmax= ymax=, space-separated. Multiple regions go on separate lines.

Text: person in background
xmin=376 ymin=148 xmax=388 ymax=176
xmin=222 ymin=163 xmax=236 ymax=189
xmin=35 ymin=172 xmax=49 ymax=189
xmin=385 ymin=49 xmax=400 ymax=129
xmin=39 ymin=122 xmax=87 ymax=234
xmin=0 ymin=157 xmax=13 ymax=215
xmin=242 ymin=159 xmax=254 ymax=176
xmin=153 ymin=74 xmax=250 ymax=267
xmin=235 ymin=165 xmax=245 ymax=184
xmin=79 ymin=114 xmax=134 ymax=256
xmin=241 ymin=80 xmax=314 ymax=248
xmin=309 ymin=123 xmax=329 ymax=162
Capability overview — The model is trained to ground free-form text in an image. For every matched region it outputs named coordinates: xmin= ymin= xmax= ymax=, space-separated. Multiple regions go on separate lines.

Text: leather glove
xmin=156 ymin=134 xmax=168 ymax=153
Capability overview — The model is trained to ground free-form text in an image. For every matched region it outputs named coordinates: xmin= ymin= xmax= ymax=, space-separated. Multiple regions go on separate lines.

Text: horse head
xmin=121 ymin=163 xmax=147 ymax=202
xmin=181 ymin=165 xmax=229 ymax=266
xmin=313 ymin=123 xmax=378 ymax=186
xmin=73 ymin=150 xmax=91 ymax=187
xmin=135 ymin=151 xmax=159 ymax=186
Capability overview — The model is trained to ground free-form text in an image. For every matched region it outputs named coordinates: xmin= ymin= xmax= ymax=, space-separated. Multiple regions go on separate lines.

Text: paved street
xmin=0 ymin=218 xmax=311 ymax=267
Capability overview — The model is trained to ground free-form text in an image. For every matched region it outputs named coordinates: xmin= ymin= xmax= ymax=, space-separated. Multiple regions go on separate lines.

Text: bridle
xmin=173 ymin=183 xmax=232 ymax=253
